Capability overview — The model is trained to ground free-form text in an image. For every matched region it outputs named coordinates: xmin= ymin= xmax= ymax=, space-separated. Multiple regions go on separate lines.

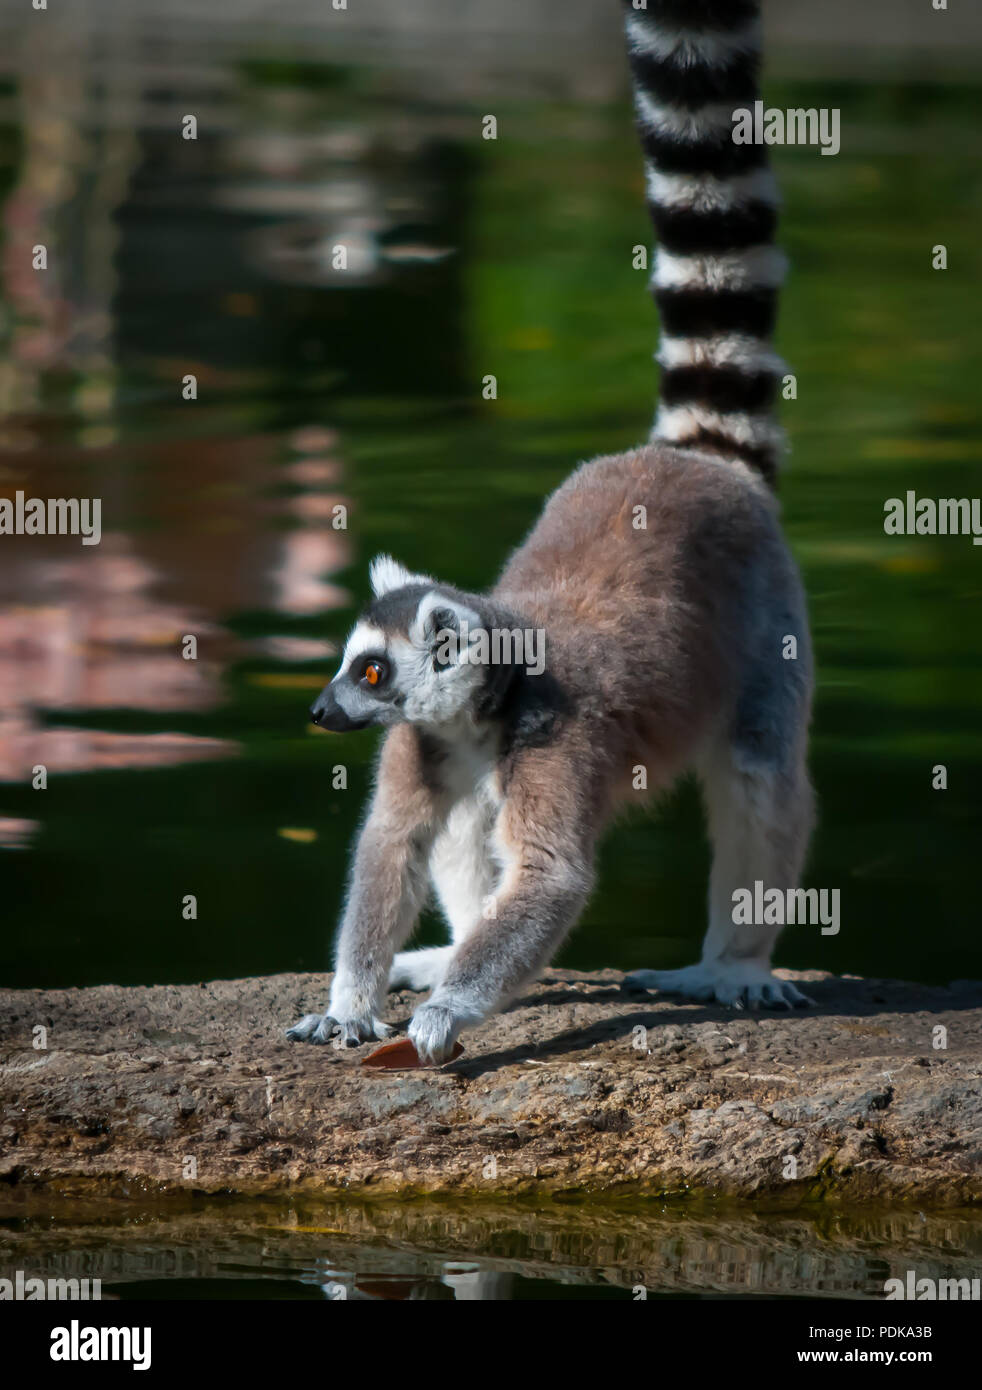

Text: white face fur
xmin=326 ymin=556 xmax=491 ymax=730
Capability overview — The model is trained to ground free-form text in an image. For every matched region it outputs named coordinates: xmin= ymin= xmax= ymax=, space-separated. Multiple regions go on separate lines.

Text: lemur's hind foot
xmin=624 ymin=962 xmax=812 ymax=1010
xmin=387 ymin=946 xmax=454 ymax=992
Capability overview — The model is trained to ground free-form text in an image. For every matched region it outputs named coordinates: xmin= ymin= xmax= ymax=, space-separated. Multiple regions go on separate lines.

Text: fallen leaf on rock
xmin=362 ymin=1037 xmax=464 ymax=1070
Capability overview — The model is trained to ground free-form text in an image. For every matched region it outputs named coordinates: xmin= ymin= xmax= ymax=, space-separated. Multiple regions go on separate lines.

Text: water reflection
xmin=0 ymin=28 xmax=466 ymax=806
xmin=0 ymin=424 xmax=350 ymax=778
xmin=0 ymin=533 xmax=232 ymax=781
xmin=2 ymin=1197 xmax=980 ymax=1301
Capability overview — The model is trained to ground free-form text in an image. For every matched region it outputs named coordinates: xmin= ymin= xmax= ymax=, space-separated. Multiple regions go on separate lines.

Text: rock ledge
xmin=1 ymin=969 xmax=980 ymax=1205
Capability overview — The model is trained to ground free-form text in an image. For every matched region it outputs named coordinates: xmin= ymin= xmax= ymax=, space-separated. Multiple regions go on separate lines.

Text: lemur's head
xmin=310 ymin=555 xmax=519 ymax=733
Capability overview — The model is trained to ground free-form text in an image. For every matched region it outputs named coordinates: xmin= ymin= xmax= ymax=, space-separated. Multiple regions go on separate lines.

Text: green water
xmin=0 ymin=55 xmax=980 ymax=1297
xmin=1 ymin=75 xmax=979 ymax=990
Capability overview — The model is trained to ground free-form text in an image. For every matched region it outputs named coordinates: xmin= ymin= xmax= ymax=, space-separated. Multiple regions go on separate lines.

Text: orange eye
xmin=363 ymin=661 xmax=384 ymax=687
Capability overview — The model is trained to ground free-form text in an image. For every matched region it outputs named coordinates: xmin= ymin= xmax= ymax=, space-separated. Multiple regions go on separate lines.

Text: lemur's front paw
xmin=285 ymin=1012 xmax=393 ymax=1046
xmin=408 ymin=1002 xmax=464 ymax=1066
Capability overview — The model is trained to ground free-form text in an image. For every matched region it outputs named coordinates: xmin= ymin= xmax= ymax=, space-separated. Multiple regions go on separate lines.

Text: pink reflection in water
xmin=0 ymin=715 xmax=232 ymax=782
xmin=0 ymin=815 xmax=40 ymax=849
xmin=0 ymin=534 xmax=237 ymax=782
xmin=0 ymin=424 xmax=353 ymax=785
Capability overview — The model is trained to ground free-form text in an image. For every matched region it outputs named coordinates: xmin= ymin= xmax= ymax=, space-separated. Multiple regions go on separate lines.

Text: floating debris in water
xmin=278 ymin=827 xmax=318 ymax=844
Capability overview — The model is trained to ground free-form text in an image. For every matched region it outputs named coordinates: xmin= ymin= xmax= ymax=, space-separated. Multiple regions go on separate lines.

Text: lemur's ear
xmin=412 ymin=591 xmax=482 ymax=657
xmin=369 ymin=554 xmax=430 ymax=598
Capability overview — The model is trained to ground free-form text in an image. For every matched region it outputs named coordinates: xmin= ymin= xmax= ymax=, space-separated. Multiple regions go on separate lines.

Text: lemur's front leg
xmin=409 ymin=754 xmax=594 ymax=1064
xmin=287 ymin=726 xmax=442 ymax=1046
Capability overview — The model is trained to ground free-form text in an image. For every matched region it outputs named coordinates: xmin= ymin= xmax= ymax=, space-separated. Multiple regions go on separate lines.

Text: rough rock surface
xmin=1 ymin=969 xmax=980 ymax=1204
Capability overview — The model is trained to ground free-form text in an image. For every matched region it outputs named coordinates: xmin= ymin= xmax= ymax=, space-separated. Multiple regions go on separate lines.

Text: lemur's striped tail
xmin=623 ymin=0 xmax=786 ymax=485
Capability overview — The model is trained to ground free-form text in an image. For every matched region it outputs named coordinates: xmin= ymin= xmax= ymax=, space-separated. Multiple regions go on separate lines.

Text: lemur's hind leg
xmin=388 ymin=793 xmax=497 ymax=993
xmin=627 ymin=720 xmax=815 ymax=1010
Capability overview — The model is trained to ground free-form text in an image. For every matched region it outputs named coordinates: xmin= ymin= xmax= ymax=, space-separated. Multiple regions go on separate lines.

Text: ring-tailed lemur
xmin=287 ymin=0 xmax=815 ymax=1064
